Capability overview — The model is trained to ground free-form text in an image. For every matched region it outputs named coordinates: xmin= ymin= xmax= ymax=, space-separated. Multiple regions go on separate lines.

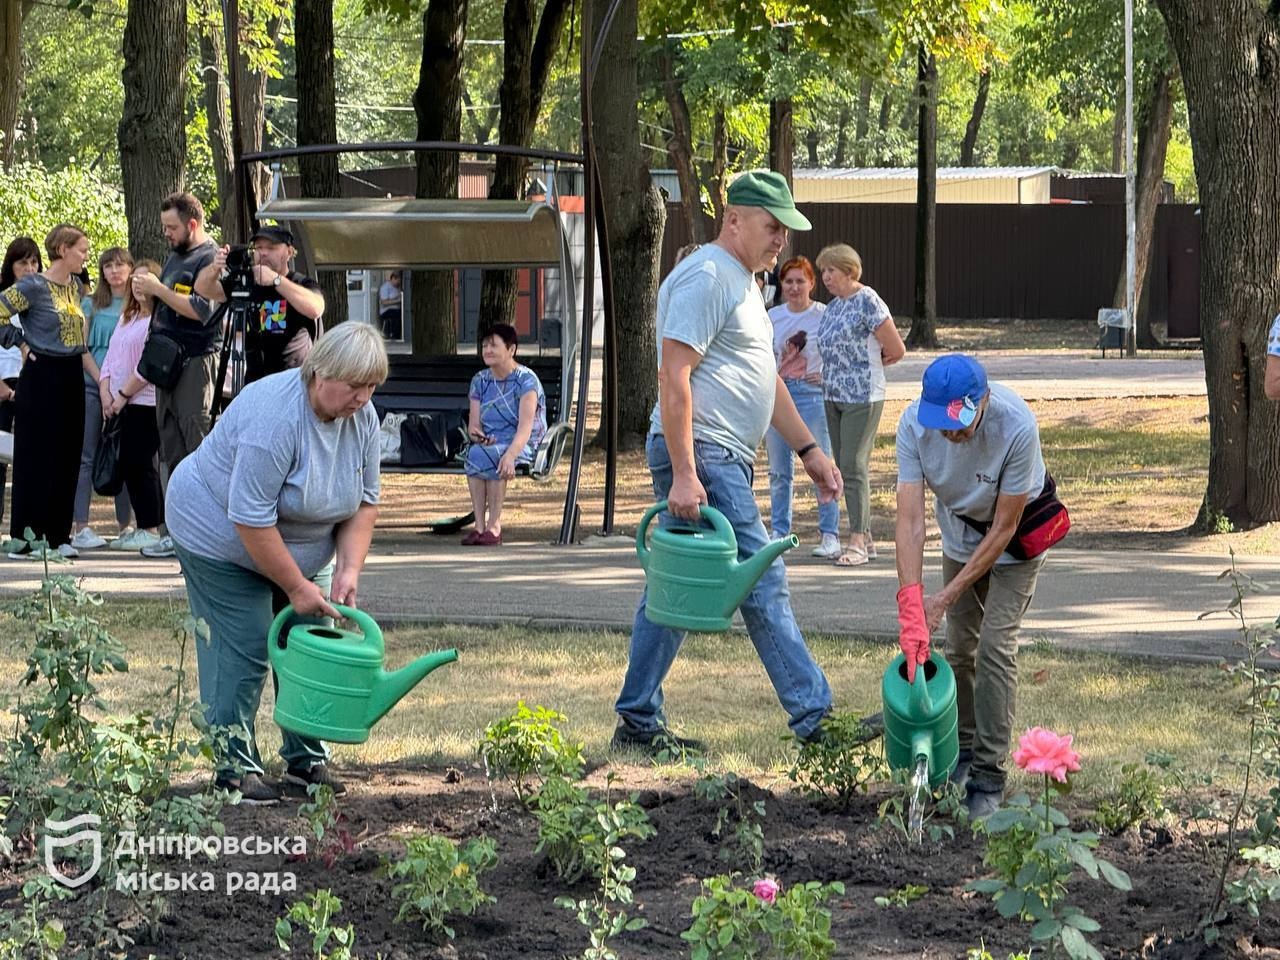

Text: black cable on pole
xmin=557 ymin=0 xmax=597 ymax=545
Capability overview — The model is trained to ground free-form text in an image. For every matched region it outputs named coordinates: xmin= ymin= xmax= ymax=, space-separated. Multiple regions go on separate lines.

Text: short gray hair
xmin=301 ymin=321 xmax=389 ymax=385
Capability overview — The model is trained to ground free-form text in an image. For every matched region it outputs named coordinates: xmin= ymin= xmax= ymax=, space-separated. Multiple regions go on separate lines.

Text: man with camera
xmin=130 ymin=192 xmax=220 ymax=558
xmin=195 ymin=225 xmax=324 ymax=387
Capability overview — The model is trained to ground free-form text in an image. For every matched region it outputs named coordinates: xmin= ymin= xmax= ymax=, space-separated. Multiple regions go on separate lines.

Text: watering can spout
xmin=365 ymin=648 xmax=458 ymax=728
xmin=727 ymin=534 xmax=797 ymax=610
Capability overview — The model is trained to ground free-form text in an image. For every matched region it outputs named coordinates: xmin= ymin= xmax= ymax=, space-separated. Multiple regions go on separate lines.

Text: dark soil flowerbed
xmin=14 ymin=764 xmax=1279 ymax=959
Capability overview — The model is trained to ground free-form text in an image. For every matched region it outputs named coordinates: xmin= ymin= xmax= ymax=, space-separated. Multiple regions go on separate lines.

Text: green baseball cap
xmin=726 ymin=170 xmax=812 ymax=231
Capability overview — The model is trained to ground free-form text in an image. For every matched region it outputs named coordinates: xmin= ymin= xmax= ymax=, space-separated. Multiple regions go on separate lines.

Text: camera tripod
xmin=209 ymin=286 xmax=257 ymax=425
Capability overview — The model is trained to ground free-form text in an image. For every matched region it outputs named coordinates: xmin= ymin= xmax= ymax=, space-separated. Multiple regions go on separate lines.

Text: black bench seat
xmin=373 ymin=354 xmax=570 ymax=480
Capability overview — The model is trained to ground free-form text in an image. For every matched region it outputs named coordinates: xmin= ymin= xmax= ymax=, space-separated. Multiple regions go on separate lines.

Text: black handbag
xmin=399 ymin=412 xmax=468 ymax=467
xmin=92 ymin=415 xmax=125 ymax=496
xmin=137 ymin=331 xmax=187 ymax=391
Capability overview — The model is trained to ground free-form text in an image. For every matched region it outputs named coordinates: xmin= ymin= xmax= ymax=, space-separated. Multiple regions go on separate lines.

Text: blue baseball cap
xmin=917 ymin=355 xmax=989 ymax=429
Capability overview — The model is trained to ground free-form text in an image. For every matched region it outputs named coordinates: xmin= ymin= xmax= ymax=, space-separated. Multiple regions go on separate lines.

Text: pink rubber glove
xmin=897 ymin=583 xmax=931 ymax=683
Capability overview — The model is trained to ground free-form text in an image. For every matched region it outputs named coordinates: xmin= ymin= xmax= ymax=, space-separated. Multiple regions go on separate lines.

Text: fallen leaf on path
xmin=1033 ymin=668 xmax=1050 ymax=685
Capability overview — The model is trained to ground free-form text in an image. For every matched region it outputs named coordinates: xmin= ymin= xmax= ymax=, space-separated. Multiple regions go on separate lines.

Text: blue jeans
xmin=175 ymin=544 xmax=331 ymax=780
xmin=764 ymin=380 xmax=839 ymax=539
xmin=615 ymin=433 xmax=832 ymax=739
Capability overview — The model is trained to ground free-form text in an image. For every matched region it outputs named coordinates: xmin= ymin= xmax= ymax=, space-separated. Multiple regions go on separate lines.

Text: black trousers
xmin=117 ymin=404 xmax=164 ymax=529
xmin=11 ymin=354 xmax=84 ymax=547
xmin=0 ymin=375 xmax=19 ymax=527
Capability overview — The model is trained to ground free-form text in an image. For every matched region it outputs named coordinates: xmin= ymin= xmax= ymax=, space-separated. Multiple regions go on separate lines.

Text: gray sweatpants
xmin=941 ymin=553 xmax=1046 ymax=792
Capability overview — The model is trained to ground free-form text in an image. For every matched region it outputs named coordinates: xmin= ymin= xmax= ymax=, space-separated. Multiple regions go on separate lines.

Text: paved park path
xmin=2 ymin=348 xmax=1263 ymax=665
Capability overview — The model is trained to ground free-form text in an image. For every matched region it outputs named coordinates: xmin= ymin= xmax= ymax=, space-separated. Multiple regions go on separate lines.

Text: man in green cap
xmin=613 ymin=170 xmax=843 ymax=755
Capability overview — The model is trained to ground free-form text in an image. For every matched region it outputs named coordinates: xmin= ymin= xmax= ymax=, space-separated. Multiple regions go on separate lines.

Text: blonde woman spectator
xmin=815 ymin=243 xmax=905 ymax=567
xmin=72 ymin=247 xmax=134 ymax=550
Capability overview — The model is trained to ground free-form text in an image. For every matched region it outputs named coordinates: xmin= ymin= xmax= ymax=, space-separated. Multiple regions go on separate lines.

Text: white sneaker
xmin=70 ymin=527 xmax=108 ymax=550
xmin=140 ymin=535 xmax=175 ymax=558
xmin=129 ymin=530 xmax=164 ymax=552
xmin=811 ymin=533 xmax=842 ymax=559
xmin=57 ymin=543 xmax=79 ymax=559
xmin=866 ymin=535 xmax=878 ymax=560
xmin=110 ymin=530 xmax=140 ymax=550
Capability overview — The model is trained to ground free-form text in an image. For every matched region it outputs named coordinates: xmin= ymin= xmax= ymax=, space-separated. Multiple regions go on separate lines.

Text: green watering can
xmin=268 ymin=604 xmax=457 ymax=744
xmin=881 ymin=652 xmax=959 ymax=787
xmin=635 ymin=500 xmax=796 ymax=632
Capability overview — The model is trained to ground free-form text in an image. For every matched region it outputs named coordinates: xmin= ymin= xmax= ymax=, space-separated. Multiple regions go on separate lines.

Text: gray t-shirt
xmin=152 ymin=239 xmax=219 ymax=356
xmin=166 ymin=370 xmax=381 ymax=578
xmin=896 ymin=382 xmax=1045 ymax=565
xmin=648 ymin=243 xmax=777 ymax=460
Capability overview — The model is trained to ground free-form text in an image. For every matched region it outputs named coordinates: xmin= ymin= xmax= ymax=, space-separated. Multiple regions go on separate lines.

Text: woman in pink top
xmin=98 ymin=260 xmax=165 ymax=552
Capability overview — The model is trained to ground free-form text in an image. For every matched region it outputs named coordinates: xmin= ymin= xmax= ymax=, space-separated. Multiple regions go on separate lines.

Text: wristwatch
xmin=272 ymin=274 xmax=283 ymax=288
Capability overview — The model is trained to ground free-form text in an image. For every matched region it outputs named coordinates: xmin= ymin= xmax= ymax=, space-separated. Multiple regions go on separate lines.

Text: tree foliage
xmin=0 ymin=161 xmax=128 ymax=256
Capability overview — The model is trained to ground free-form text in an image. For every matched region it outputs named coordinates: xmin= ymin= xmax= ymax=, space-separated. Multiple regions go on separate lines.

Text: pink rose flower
xmin=1012 ymin=727 xmax=1082 ymax=783
xmin=752 ymin=878 xmax=781 ymax=905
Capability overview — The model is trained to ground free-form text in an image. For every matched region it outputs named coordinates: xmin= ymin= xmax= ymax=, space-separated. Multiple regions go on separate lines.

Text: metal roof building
xmin=790 ymin=166 xmax=1057 ymax=205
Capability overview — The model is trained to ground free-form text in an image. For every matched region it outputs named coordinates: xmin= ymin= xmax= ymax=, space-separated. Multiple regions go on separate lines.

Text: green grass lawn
xmin=2 ymin=597 xmax=1247 ymax=804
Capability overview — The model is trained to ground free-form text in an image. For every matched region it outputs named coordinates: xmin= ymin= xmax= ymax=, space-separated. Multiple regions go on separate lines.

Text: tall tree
xmin=0 ymin=0 xmax=31 ymax=169
xmin=411 ymin=0 xmax=469 ymax=355
xmin=195 ymin=0 xmax=234 ymax=228
xmin=118 ymin=0 xmax=187 ymax=261
xmin=223 ymin=0 xmax=283 ymax=240
xmin=590 ymin=0 xmax=664 ymax=449
xmin=1153 ymin=0 xmax=1280 ymax=529
xmin=658 ymin=43 xmax=706 ymax=244
xmin=295 ymin=0 xmax=346 ymax=325
xmin=909 ymin=46 xmax=939 ymax=348
xmin=478 ymin=0 xmax=572 ymax=336
xmin=1111 ymin=65 xmax=1175 ymax=346
xmin=958 ymin=68 xmax=990 ymax=166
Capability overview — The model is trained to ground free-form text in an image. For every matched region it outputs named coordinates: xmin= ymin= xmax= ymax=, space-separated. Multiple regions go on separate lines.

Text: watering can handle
xmin=636 ymin=499 xmax=735 ymax=563
xmin=267 ymin=603 xmax=383 ymax=650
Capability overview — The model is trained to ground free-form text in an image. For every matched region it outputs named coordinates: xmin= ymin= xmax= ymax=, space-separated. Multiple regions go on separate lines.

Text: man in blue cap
xmin=894 ymin=354 xmax=1050 ymax=819
xmin=612 ymin=170 xmax=844 ymax=755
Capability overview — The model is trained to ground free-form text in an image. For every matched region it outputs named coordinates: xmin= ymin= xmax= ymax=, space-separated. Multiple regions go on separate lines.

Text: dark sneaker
xmin=282 ymin=763 xmax=347 ymax=796
xmin=215 ymin=773 xmax=281 ymax=806
xmin=964 ymin=782 xmax=1002 ymax=821
xmin=949 ymin=750 xmax=973 ymax=790
xmin=610 ymin=721 xmax=706 ymax=758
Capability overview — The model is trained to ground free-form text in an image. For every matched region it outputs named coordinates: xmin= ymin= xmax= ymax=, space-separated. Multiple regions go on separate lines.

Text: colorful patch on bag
xmin=259 ymin=299 xmax=287 ymax=333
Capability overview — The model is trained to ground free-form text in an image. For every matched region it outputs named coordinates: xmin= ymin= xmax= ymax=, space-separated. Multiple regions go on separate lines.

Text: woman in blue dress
xmin=463 ymin=323 xmax=546 ymax=545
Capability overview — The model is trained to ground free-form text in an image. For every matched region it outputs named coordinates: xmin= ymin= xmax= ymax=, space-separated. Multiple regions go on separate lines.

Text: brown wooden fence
xmin=660 ymin=202 xmax=1201 ymax=338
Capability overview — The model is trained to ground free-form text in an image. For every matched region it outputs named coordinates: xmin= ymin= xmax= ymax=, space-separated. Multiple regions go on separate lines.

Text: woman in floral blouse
xmin=814 ymin=244 xmax=906 ymax=566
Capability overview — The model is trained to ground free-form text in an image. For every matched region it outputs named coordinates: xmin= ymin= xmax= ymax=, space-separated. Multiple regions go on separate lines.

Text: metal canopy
xmin=255 ymin=196 xmax=566 ymax=270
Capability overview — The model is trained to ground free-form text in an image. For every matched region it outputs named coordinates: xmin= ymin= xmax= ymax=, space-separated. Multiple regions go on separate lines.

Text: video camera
xmin=224 ymin=244 xmax=256 ymax=297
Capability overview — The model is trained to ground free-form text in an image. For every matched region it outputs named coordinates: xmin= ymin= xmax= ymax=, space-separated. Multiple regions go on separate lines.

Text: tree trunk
xmin=295 ymin=0 xmax=346 ymax=326
xmin=659 ymin=46 xmax=703 ymax=244
xmin=877 ymin=89 xmax=893 ymax=132
xmin=1154 ymin=0 xmax=1280 ymax=528
xmin=959 ymin=68 xmax=990 ymax=167
xmin=461 ymin=85 xmax=499 ymax=143
xmin=907 ymin=46 xmax=938 ymax=350
xmin=195 ymin=0 xmax=233 ymax=230
xmin=479 ymin=0 xmax=571 ymax=338
xmin=589 ymin=0 xmax=663 ymax=450
xmin=849 ymin=75 xmax=873 ymax=165
xmin=833 ymin=105 xmax=852 ymax=167
xmin=769 ymin=97 xmax=794 ymax=186
xmin=223 ymin=10 xmax=281 ymax=241
xmin=804 ymin=128 xmax=819 ymax=165
xmin=1110 ymin=85 xmax=1125 ymax=173
xmin=119 ymin=0 xmax=187 ymax=262
xmin=1111 ymin=66 xmax=1175 ymax=348
xmin=708 ymin=105 xmax=727 ymax=234
xmin=0 ymin=0 xmax=27 ymax=169
xmin=411 ymin=0 xmax=469 ymax=355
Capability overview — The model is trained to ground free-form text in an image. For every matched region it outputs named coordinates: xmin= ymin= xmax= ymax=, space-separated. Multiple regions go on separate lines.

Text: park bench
xmin=373 ymin=353 xmax=570 ymax=480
